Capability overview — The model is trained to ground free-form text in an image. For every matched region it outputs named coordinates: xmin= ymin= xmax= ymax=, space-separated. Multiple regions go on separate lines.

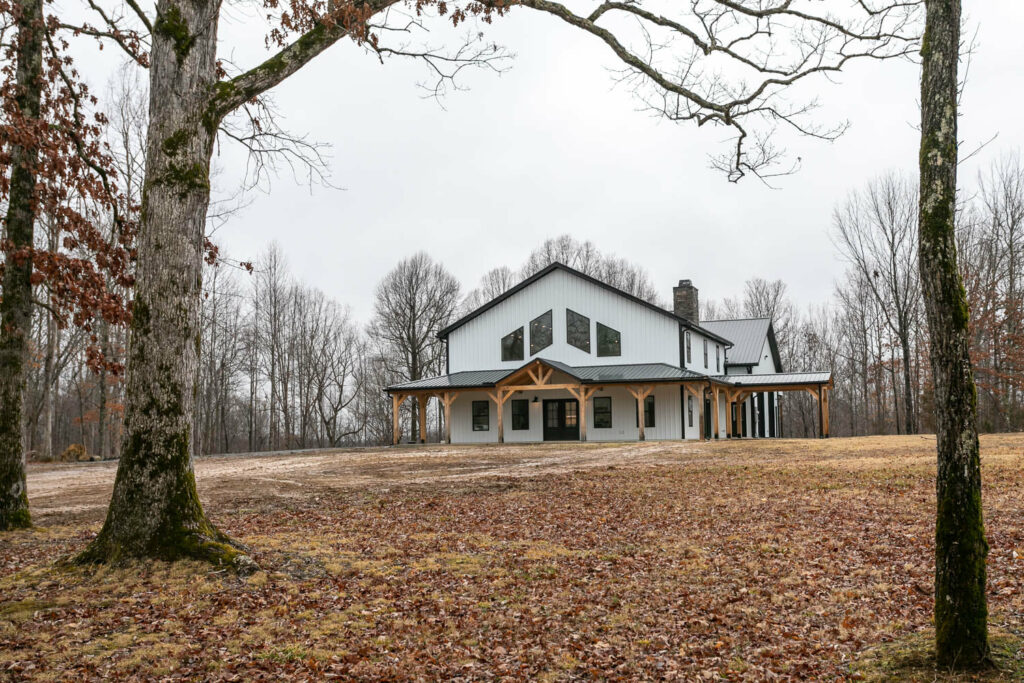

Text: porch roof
xmin=713 ymin=371 xmax=832 ymax=387
xmin=386 ymin=360 xmax=708 ymax=393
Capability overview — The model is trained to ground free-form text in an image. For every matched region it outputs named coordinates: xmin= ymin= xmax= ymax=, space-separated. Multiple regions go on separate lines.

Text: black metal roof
xmin=702 ymin=318 xmax=784 ymax=371
xmin=437 ymin=262 xmax=733 ymax=346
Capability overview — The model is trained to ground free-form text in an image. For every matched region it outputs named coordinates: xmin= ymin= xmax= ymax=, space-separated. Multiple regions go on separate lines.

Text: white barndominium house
xmin=387 ymin=263 xmax=832 ymax=444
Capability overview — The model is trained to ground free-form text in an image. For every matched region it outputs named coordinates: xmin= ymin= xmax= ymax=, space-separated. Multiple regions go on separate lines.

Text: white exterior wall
xmin=447 ymin=384 xmax=685 ymax=443
xmin=681 ymin=331 xmax=725 ymax=375
xmin=447 ymin=268 xmax=681 ymax=373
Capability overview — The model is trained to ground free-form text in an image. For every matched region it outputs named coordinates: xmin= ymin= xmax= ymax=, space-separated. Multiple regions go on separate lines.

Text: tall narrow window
xmin=634 ymin=395 xmax=655 ymax=428
xmin=472 ymin=401 xmax=490 ymax=431
xmin=716 ymin=345 xmax=721 ymax=372
xmin=703 ymin=339 xmax=709 ymax=368
xmin=597 ymin=323 xmax=621 ymax=357
xmin=593 ymin=396 xmax=612 ymax=428
xmin=501 ymin=327 xmax=524 ymax=362
xmin=511 ymin=399 xmax=530 ymax=430
xmin=685 ymin=331 xmax=692 ymax=364
xmin=688 ymin=395 xmax=694 ymax=427
xmin=530 ymin=310 xmax=553 ymax=355
xmin=566 ymin=309 xmax=590 ymax=352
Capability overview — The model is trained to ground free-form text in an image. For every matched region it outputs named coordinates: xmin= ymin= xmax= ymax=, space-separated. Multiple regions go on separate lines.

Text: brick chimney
xmin=673 ymin=280 xmax=699 ymax=323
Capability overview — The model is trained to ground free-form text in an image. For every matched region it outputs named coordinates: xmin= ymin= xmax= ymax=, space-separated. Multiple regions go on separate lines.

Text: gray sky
xmin=96 ymin=2 xmax=1024 ymax=322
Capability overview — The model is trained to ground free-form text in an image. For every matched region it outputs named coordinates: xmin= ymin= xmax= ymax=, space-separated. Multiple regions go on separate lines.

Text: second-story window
xmin=716 ymin=345 xmax=721 ymax=372
xmin=501 ymin=327 xmax=524 ymax=362
xmin=530 ymin=310 xmax=553 ymax=355
xmin=685 ymin=331 xmax=692 ymax=364
xmin=597 ymin=323 xmax=621 ymax=357
xmin=566 ymin=309 xmax=590 ymax=352
xmin=703 ymin=339 xmax=709 ymax=368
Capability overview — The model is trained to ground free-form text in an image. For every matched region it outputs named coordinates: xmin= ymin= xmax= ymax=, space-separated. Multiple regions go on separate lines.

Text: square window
xmin=634 ymin=395 xmax=655 ymax=428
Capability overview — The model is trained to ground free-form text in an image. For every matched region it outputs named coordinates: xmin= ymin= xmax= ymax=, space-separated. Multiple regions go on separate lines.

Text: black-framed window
xmin=685 ymin=331 xmax=692 ymax=364
xmin=716 ymin=345 xmax=721 ymax=372
xmin=501 ymin=327 xmax=524 ymax=362
xmin=593 ymin=396 xmax=612 ymax=428
xmin=688 ymin=395 xmax=694 ymax=427
xmin=511 ymin=399 xmax=530 ymax=430
xmin=634 ymin=395 xmax=655 ymax=428
xmin=597 ymin=322 xmax=621 ymax=357
xmin=566 ymin=309 xmax=590 ymax=353
xmin=472 ymin=401 xmax=489 ymax=431
xmin=530 ymin=310 xmax=553 ymax=355
xmin=703 ymin=339 xmax=709 ymax=368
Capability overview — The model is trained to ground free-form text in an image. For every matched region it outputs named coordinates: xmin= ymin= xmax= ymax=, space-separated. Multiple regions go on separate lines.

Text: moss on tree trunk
xmin=0 ymin=0 xmax=45 ymax=532
xmin=919 ymin=0 xmax=990 ymax=668
xmin=75 ymin=0 xmax=252 ymax=571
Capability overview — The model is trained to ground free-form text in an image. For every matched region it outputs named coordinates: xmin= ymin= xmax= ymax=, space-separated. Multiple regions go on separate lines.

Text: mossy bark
xmin=76 ymin=0 xmax=251 ymax=570
xmin=0 ymin=0 xmax=44 ymax=532
xmin=919 ymin=0 xmax=989 ymax=668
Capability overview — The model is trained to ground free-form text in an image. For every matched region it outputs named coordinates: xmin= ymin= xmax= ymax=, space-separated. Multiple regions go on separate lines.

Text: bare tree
xmin=833 ymin=173 xmax=921 ymax=434
xmin=370 ymin=253 xmax=460 ymax=442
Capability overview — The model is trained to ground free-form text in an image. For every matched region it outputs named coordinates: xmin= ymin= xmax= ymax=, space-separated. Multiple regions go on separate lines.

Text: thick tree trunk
xmin=77 ymin=0 xmax=250 ymax=568
xmin=0 ymin=0 xmax=44 ymax=531
xmin=919 ymin=0 xmax=989 ymax=667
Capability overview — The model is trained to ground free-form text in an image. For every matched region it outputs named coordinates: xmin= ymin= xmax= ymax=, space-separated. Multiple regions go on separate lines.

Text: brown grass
xmin=2 ymin=434 xmax=1023 ymax=680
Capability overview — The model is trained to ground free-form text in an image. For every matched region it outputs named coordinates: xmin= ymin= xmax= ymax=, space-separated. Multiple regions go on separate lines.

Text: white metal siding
xmin=448 ymin=269 xmax=681 ymax=372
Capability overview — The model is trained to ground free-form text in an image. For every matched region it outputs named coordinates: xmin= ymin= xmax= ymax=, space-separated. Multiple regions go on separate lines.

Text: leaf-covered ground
xmin=2 ymin=435 xmax=1023 ymax=680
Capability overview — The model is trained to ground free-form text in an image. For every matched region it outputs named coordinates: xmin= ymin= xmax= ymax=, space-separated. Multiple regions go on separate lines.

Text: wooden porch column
xmin=627 ymin=385 xmax=653 ymax=441
xmin=391 ymin=393 xmax=402 ymax=445
xmin=441 ymin=391 xmax=458 ymax=444
xmin=418 ymin=395 xmax=428 ymax=444
xmin=712 ymin=385 xmax=720 ymax=439
xmin=567 ymin=385 xmax=598 ymax=442
xmin=488 ymin=389 xmax=510 ymax=443
xmin=822 ymin=387 xmax=830 ymax=438
xmin=817 ymin=385 xmax=824 ymax=439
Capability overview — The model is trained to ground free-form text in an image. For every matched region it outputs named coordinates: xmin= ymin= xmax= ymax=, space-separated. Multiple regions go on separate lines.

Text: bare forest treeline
xmin=18 ymin=155 xmax=1024 ymax=457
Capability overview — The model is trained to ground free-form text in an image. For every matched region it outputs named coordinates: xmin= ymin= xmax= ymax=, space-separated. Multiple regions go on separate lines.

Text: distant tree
xmin=833 ymin=174 xmax=921 ymax=434
xmin=370 ymin=253 xmax=460 ymax=442
xmin=463 ymin=265 xmax=517 ymax=311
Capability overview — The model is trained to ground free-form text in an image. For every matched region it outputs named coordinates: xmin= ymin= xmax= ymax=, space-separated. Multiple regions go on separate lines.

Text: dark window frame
xmin=593 ymin=396 xmax=612 ymax=429
xmin=634 ymin=395 xmax=655 ymax=428
xmin=501 ymin=326 xmax=524 ymax=362
xmin=703 ymin=339 xmax=709 ymax=368
xmin=685 ymin=331 xmax=692 ymax=364
xmin=472 ymin=400 xmax=490 ymax=431
xmin=596 ymin=322 xmax=622 ymax=358
xmin=530 ymin=310 xmax=553 ymax=355
xmin=566 ymin=309 xmax=591 ymax=353
xmin=716 ymin=345 xmax=721 ymax=372
xmin=511 ymin=399 xmax=530 ymax=430
xmin=688 ymin=395 xmax=694 ymax=427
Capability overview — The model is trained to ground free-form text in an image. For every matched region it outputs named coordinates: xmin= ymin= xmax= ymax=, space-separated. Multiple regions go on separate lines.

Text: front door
xmin=543 ymin=399 xmax=580 ymax=441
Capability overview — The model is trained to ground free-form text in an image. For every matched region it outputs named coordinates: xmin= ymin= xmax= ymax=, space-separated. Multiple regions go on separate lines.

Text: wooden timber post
xmin=418 ymin=395 xmax=428 ymax=444
xmin=627 ymin=385 xmax=653 ymax=441
xmin=817 ymin=385 xmax=824 ymax=439
xmin=822 ymin=387 xmax=830 ymax=438
xmin=441 ymin=391 xmax=458 ymax=444
xmin=568 ymin=385 xmax=598 ymax=442
xmin=712 ymin=385 xmax=720 ymax=439
xmin=391 ymin=393 xmax=402 ymax=445
xmin=488 ymin=389 xmax=510 ymax=443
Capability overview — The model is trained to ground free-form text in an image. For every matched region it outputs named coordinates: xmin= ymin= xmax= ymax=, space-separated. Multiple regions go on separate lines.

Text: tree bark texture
xmin=0 ymin=0 xmax=44 ymax=531
xmin=919 ymin=0 xmax=989 ymax=667
xmin=77 ymin=0 xmax=249 ymax=567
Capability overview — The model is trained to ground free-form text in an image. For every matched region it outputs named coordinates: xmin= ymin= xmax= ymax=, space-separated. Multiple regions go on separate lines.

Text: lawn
xmin=2 ymin=435 xmax=1023 ymax=680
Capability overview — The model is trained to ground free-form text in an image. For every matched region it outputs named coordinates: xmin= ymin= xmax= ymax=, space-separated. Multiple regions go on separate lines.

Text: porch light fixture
xmin=532 ymin=396 xmax=539 ymax=403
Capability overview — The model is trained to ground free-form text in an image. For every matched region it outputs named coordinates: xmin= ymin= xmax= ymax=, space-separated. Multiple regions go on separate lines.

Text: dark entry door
xmin=543 ymin=399 xmax=580 ymax=441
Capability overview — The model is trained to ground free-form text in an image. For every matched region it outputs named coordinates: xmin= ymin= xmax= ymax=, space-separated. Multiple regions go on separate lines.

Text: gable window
xmin=685 ymin=331 xmax=692 ymax=364
xmin=501 ymin=327 xmax=524 ymax=362
xmin=596 ymin=323 xmax=621 ymax=357
xmin=530 ymin=310 xmax=553 ymax=355
xmin=688 ymin=395 xmax=694 ymax=427
xmin=703 ymin=339 xmax=709 ymax=368
xmin=634 ymin=395 xmax=655 ymax=428
xmin=511 ymin=399 xmax=530 ymax=430
xmin=472 ymin=401 xmax=490 ymax=431
xmin=716 ymin=345 xmax=721 ymax=372
xmin=566 ymin=309 xmax=591 ymax=353
xmin=593 ymin=396 xmax=612 ymax=428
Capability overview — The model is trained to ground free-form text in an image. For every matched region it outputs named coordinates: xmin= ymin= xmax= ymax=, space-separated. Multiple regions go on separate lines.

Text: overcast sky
xmin=85 ymin=2 xmax=1024 ymax=322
